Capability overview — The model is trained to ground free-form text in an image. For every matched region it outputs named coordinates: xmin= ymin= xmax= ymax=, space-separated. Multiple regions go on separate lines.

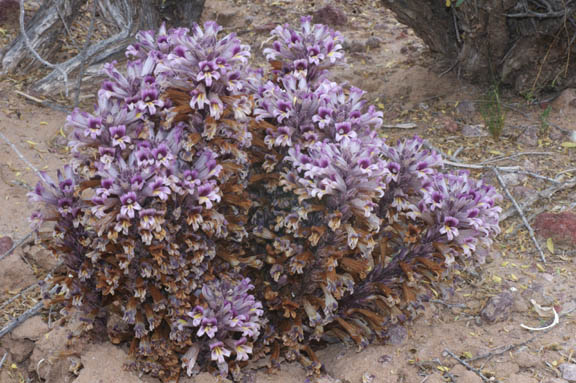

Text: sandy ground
xmin=1 ymin=0 xmax=576 ymax=382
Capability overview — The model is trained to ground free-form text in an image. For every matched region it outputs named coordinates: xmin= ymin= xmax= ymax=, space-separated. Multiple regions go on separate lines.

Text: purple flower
xmin=110 ymin=125 xmax=131 ymax=150
xmin=197 ymin=60 xmax=221 ymax=86
xmin=190 ymin=306 xmax=205 ymax=326
xmin=209 ymin=341 xmax=230 ymax=364
xmin=335 ymin=121 xmax=356 ymax=142
xmin=197 ymin=183 xmax=221 ymax=209
xmin=197 ymin=318 xmax=218 ymax=338
xmin=136 ymin=87 xmax=164 ymax=115
xmin=120 ymin=191 xmax=141 ymax=218
xmin=208 ymin=93 xmax=224 ymax=119
xmin=231 ymin=337 xmax=252 ymax=361
xmin=312 ymin=107 xmax=332 ymax=129
xmin=190 ymin=84 xmax=209 ymax=110
xmin=440 ymin=216 xmax=460 ymax=240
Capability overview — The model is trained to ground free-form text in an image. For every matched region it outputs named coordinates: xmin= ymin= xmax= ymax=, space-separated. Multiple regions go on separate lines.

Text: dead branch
xmin=19 ymin=0 xmax=70 ymax=96
xmin=0 ymin=285 xmax=59 ymax=339
xmin=500 ymin=178 xmax=576 ymax=220
xmin=0 ymin=231 xmax=33 ymax=262
xmin=443 ymin=159 xmax=520 ymax=171
xmin=444 ymin=349 xmax=493 ymax=383
xmin=0 ymin=301 xmax=43 ymax=339
xmin=0 ymin=130 xmax=43 ymax=178
xmin=0 ymin=352 xmax=7 ymax=370
xmin=0 ymin=280 xmax=40 ymax=311
xmin=467 ymin=336 xmax=537 ymax=362
xmin=14 ymin=90 xmax=71 ymax=113
xmin=493 ymin=168 xmax=547 ymax=263
xmin=381 ymin=123 xmax=418 ymax=129
xmin=479 ymin=152 xmax=554 ymax=165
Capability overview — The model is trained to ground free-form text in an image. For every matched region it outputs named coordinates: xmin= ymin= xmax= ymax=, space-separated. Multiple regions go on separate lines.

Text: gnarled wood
xmin=381 ymin=0 xmax=576 ymax=95
xmin=2 ymin=0 xmax=206 ymax=97
xmin=1 ymin=0 xmax=85 ymax=73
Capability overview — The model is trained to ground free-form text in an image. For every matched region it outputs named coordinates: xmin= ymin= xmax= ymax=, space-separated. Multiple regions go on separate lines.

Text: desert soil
xmin=1 ymin=1 xmax=576 ymax=383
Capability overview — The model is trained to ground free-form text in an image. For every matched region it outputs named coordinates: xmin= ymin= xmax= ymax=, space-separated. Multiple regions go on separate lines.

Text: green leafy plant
xmin=480 ymin=84 xmax=506 ymax=139
xmin=540 ymin=104 xmax=552 ymax=134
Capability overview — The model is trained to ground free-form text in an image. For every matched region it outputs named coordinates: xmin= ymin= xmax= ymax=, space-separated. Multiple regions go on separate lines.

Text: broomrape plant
xmin=29 ymin=17 xmax=501 ymax=381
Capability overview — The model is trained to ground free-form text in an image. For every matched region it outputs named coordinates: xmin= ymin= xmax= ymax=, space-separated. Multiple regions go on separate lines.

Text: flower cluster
xmin=28 ymin=17 xmax=502 ymax=382
xmin=178 ymin=277 xmax=263 ymax=377
xmin=245 ymin=17 xmax=502 ymax=366
xmin=30 ymin=21 xmax=257 ymax=381
xmin=263 ymin=16 xmax=344 ymax=82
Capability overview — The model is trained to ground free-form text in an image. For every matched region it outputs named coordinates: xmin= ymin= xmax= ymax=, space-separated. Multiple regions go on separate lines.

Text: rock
xmin=440 ymin=117 xmax=459 ymax=133
xmin=549 ymin=125 xmax=568 ymax=141
xmin=378 ymin=355 xmax=392 ymax=364
xmin=28 ymin=246 xmax=59 ymax=271
xmin=1 ymin=337 xmax=34 ymax=363
xmin=551 ymin=88 xmax=576 ymax=113
xmin=456 ymin=100 xmax=476 ymax=116
xmin=533 ymin=212 xmax=576 ymax=246
xmin=560 ymin=363 xmax=576 ymax=382
xmin=451 ymin=365 xmax=482 ymax=383
xmin=514 ymin=352 xmax=540 ymax=368
xmin=28 ymin=324 xmax=75 ymax=382
xmin=12 ymin=316 xmax=49 ymax=341
xmin=480 ymin=291 xmax=514 ymax=323
xmin=365 ymin=37 xmax=382 ymax=50
xmin=361 ymin=372 xmax=375 ymax=383
xmin=386 ymin=325 xmax=407 ymax=345
xmin=517 ymin=125 xmax=539 ymax=146
xmin=0 ymin=236 xmax=13 ymax=255
xmin=0 ymin=253 xmax=36 ymax=298
xmin=312 ymin=5 xmax=347 ymax=26
xmin=513 ymin=295 xmax=530 ymax=313
xmin=73 ymin=343 xmax=142 ymax=383
xmin=462 ymin=124 xmax=488 ymax=137
xmin=343 ymin=39 xmax=365 ymax=53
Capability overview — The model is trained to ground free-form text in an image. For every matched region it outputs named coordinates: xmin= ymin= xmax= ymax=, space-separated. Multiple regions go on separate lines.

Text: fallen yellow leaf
xmin=546 ymin=238 xmax=555 ymax=254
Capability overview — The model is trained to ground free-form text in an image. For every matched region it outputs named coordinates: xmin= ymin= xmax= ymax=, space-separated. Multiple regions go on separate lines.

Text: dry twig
xmin=500 ymin=178 xmax=576 ymax=220
xmin=381 ymin=123 xmax=418 ymax=129
xmin=493 ymin=168 xmax=547 ymax=263
xmin=479 ymin=151 xmax=554 ymax=165
xmin=0 ymin=130 xmax=42 ymax=177
xmin=14 ymin=90 xmax=71 ymax=113
xmin=0 ymin=286 xmax=58 ymax=339
xmin=467 ymin=336 xmax=537 ymax=362
xmin=0 ymin=301 xmax=43 ymax=339
xmin=444 ymin=349 xmax=493 ymax=383
xmin=0 ymin=231 xmax=33 ymax=262
xmin=0 ymin=352 xmax=7 ymax=370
